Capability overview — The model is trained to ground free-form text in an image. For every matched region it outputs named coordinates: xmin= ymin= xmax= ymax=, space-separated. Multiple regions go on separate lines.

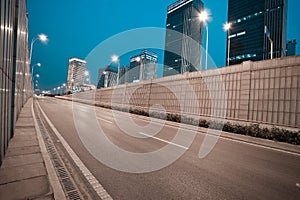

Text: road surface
xmin=36 ymin=97 xmax=300 ymax=200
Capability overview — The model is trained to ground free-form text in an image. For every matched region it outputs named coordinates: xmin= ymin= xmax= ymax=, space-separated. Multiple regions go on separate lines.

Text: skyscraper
xmin=129 ymin=50 xmax=158 ymax=83
xmin=286 ymin=39 xmax=297 ymax=56
xmin=97 ymin=65 xmax=118 ymax=89
xmin=66 ymin=58 xmax=87 ymax=92
xmin=227 ymin=0 xmax=287 ymax=65
xmin=163 ymin=0 xmax=204 ymax=77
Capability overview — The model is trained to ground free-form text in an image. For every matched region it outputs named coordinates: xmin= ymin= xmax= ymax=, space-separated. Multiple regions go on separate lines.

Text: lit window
xmin=237 ymin=31 xmax=246 ymax=36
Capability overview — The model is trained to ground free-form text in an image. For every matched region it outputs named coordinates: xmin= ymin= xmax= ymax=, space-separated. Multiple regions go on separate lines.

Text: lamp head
xmin=199 ymin=10 xmax=209 ymax=22
xmin=224 ymin=22 xmax=232 ymax=31
xmin=38 ymin=34 xmax=48 ymax=43
xmin=111 ymin=55 xmax=119 ymax=63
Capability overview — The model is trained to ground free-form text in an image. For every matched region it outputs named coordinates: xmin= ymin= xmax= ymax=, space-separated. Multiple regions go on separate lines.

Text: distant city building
xmin=128 ymin=50 xmax=158 ymax=83
xmin=163 ymin=0 xmax=204 ymax=77
xmin=98 ymin=68 xmax=105 ymax=84
xmin=66 ymin=58 xmax=87 ymax=92
xmin=227 ymin=0 xmax=287 ymax=65
xmin=97 ymin=65 xmax=118 ymax=89
xmin=286 ymin=39 xmax=297 ymax=56
xmin=119 ymin=66 xmax=129 ymax=84
xmin=81 ymin=84 xmax=96 ymax=91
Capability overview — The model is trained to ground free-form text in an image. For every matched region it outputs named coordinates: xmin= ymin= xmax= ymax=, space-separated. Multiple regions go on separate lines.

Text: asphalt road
xmin=36 ymin=97 xmax=300 ymax=200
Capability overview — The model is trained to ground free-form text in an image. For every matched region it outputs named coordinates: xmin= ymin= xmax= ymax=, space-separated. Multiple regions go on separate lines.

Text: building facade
xmin=129 ymin=50 xmax=158 ymax=83
xmin=66 ymin=58 xmax=87 ymax=92
xmin=286 ymin=39 xmax=297 ymax=56
xmin=0 ymin=0 xmax=32 ymax=165
xmin=227 ymin=0 xmax=287 ymax=65
xmin=97 ymin=65 xmax=118 ymax=89
xmin=163 ymin=0 xmax=204 ymax=77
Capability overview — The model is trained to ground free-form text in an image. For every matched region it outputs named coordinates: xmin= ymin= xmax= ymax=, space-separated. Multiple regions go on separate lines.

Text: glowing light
xmin=224 ymin=22 xmax=232 ymax=31
xmin=111 ymin=55 xmax=119 ymax=63
xmin=135 ymin=57 xmax=141 ymax=62
xmin=38 ymin=34 xmax=48 ymax=43
xmin=199 ymin=10 xmax=210 ymax=23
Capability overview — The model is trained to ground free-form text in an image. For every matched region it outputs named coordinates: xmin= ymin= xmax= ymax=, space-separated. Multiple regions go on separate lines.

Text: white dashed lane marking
xmin=139 ymin=132 xmax=189 ymax=150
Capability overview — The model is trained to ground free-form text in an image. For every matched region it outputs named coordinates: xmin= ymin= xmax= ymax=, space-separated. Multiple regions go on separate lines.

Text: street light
xmin=29 ymin=34 xmax=48 ymax=65
xmin=224 ymin=22 xmax=232 ymax=66
xmin=111 ymin=55 xmax=120 ymax=85
xmin=199 ymin=10 xmax=210 ymax=70
xmin=57 ymin=86 xmax=61 ymax=95
xmin=31 ymin=62 xmax=41 ymax=77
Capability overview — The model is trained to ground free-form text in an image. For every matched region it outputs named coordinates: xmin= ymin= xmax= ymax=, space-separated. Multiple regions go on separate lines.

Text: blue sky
xmin=28 ymin=0 xmax=300 ymax=90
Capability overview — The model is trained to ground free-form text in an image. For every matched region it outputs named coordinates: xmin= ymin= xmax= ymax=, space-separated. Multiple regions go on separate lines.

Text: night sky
xmin=27 ymin=0 xmax=300 ymax=91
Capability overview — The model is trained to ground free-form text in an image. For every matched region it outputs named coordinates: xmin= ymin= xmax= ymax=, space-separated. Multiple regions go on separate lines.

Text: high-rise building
xmin=129 ymin=50 xmax=158 ymax=83
xmin=227 ymin=0 xmax=287 ymax=65
xmin=286 ymin=39 xmax=297 ymax=56
xmin=163 ymin=0 xmax=204 ymax=77
xmin=66 ymin=58 xmax=87 ymax=92
xmin=97 ymin=65 xmax=118 ymax=89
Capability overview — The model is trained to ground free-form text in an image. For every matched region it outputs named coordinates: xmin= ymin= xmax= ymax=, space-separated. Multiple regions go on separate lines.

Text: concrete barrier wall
xmin=75 ymin=56 xmax=300 ymax=129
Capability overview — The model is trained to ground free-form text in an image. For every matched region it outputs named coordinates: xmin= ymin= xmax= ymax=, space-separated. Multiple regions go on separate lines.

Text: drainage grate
xmin=35 ymin=105 xmax=83 ymax=200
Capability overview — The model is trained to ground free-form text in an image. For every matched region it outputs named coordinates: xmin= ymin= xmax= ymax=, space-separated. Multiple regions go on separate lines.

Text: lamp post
xmin=29 ymin=34 xmax=48 ymax=65
xmin=111 ymin=55 xmax=120 ymax=85
xmin=57 ymin=87 xmax=61 ymax=95
xmin=84 ymin=71 xmax=90 ymax=84
xmin=224 ymin=22 xmax=232 ymax=66
xmin=31 ymin=63 xmax=41 ymax=78
xmin=33 ymin=74 xmax=40 ymax=94
xmin=135 ymin=56 xmax=143 ymax=80
xmin=199 ymin=10 xmax=210 ymax=70
xmin=62 ymin=83 xmax=66 ymax=95
xmin=264 ymin=26 xmax=273 ymax=59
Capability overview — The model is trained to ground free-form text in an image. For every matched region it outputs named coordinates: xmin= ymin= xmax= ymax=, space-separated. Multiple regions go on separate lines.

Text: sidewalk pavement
xmin=0 ymin=98 xmax=63 ymax=200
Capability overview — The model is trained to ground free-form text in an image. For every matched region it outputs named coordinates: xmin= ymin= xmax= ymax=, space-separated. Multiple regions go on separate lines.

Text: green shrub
xmin=209 ymin=121 xmax=224 ymax=130
xmin=149 ymin=112 xmax=167 ymax=120
xmin=199 ymin=119 xmax=209 ymax=128
xmin=182 ymin=116 xmax=199 ymax=126
xmin=167 ymin=113 xmax=181 ymax=123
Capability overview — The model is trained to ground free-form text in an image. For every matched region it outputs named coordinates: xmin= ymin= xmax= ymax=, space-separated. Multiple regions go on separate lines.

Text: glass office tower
xmin=286 ymin=39 xmax=297 ymax=56
xmin=163 ymin=0 xmax=204 ymax=77
xmin=227 ymin=0 xmax=287 ymax=65
xmin=129 ymin=50 xmax=158 ymax=82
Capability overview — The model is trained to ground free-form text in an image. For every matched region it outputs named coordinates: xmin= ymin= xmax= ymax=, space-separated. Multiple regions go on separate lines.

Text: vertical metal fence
xmin=0 ymin=0 xmax=32 ymax=165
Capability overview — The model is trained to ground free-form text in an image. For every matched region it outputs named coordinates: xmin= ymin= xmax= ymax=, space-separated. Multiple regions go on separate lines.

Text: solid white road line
xmin=139 ymin=132 xmax=189 ymax=150
xmin=37 ymin=101 xmax=113 ymax=200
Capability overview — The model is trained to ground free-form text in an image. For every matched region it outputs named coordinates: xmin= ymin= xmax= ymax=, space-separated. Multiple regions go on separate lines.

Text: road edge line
xmin=36 ymin=101 xmax=113 ymax=200
xmin=32 ymin=99 xmax=67 ymax=200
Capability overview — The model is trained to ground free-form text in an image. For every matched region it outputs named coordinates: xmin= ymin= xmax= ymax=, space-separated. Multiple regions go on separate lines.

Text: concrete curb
xmin=32 ymin=99 xmax=67 ymax=200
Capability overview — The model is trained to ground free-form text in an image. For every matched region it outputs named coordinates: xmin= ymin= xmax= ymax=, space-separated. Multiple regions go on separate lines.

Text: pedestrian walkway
xmin=0 ymin=98 xmax=63 ymax=200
